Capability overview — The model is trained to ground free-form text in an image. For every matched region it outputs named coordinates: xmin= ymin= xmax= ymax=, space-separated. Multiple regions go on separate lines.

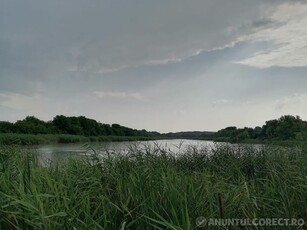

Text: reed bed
xmin=0 ymin=133 xmax=157 ymax=145
xmin=0 ymin=143 xmax=306 ymax=229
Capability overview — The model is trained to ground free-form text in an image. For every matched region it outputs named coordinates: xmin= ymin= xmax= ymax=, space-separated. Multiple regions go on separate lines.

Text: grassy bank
xmin=0 ymin=144 xmax=306 ymax=229
xmin=0 ymin=133 xmax=160 ymax=145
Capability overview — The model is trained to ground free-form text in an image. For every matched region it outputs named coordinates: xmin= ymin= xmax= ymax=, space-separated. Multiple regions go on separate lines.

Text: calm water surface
xmin=28 ymin=139 xmax=215 ymax=165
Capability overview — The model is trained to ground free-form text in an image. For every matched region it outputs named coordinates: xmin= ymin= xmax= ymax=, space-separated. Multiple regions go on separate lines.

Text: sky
xmin=1 ymin=0 xmax=307 ymax=132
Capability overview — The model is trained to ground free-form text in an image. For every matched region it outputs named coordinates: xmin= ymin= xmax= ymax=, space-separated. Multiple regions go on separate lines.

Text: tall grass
xmin=0 ymin=133 xmax=158 ymax=145
xmin=0 ymin=143 xmax=306 ymax=229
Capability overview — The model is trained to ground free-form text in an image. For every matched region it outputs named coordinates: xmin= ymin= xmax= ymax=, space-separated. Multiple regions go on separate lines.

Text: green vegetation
xmin=0 ymin=115 xmax=160 ymax=145
xmin=0 ymin=134 xmax=87 ymax=145
xmin=0 ymin=133 xmax=159 ymax=145
xmin=207 ymin=115 xmax=307 ymax=145
xmin=2 ymin=114 xmax=307 ymax=146
xmin=163 ymin=131 xmax=215 ymax=140
xmin=0 ymin=115 xmax=159 ymax=137
xmin=0 ymin=144 xmax=306 ymax=229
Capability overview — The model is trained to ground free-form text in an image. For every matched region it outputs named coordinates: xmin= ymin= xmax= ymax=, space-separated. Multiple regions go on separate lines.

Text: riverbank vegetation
xmin=0 ymin=133 xmax=159 ymax=145
xmin=0 ymin=144 xmax=306 ymax=229
xmin=0 ymin=115 xmax=159 ymax=137
xmin=204 ymin=115 xmax=307 ymax=147
xmin=2 ymin=115 xmax=307 ymax=146
xmin=0 ymin=115 xmax=161 ymax=145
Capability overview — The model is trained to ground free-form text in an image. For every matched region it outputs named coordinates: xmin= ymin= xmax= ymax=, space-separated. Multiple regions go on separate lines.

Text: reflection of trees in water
xmin=33 ymin=145 xmax=86 ymax=166
xmin=31 ymin=140 xmax=216 ymax=166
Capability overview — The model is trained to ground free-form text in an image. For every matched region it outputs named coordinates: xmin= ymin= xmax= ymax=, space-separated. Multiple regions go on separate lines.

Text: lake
xmin=27 ymin=139 xmax=216 ymax=166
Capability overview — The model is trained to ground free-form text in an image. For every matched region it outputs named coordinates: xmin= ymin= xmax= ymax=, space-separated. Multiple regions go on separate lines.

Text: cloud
xmin=211 ymin=99 xmax=229 ymax=107
xmin=0 ymin=0 xmax=290 ymax=85
xmin=275 ymin=93 xmax=307 ymax=110
xmin=0 ymin=92 xmax=43 ymax=112
xmin=92 ymin=91 xmax=143 ymax=100
xmin=1 ymin=0 xmax=306 ymax=131
xmin=236 ymin=2 xmax=307 ymax=68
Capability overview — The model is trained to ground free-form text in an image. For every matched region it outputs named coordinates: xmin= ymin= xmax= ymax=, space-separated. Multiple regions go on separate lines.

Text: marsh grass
xmin=0 ymin=133 xmax=158 ymax=145
xmin=0 ymin=143 xmax=306 ymax=229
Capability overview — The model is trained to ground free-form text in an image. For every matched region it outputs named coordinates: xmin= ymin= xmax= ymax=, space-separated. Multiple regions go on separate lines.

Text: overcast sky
xmin=1 ymin=0 xmax=307 ymax=132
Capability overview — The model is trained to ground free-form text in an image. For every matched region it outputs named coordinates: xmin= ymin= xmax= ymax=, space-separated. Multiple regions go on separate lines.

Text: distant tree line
xmin=163 ymin=131 xmax=215 ymax=139
xmin=209 ymin=115 xmax=307 ymax=142
xmin=0 ymin=115 xmax=160 ymax=137
xmin=1 ymin=114 xmax=306 ymax=142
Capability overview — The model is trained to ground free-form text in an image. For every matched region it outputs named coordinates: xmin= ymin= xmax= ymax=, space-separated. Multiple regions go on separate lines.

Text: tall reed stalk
xmin=0 ymin=144 xmax=306 ymax=229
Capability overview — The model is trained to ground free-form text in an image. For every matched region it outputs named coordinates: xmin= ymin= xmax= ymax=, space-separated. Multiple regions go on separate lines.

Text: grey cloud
xmin=1 ymin=0 xmax=289 ymax=90
xmin=236 ymin=2 xmax=307 ymax=68
xmin=1 ymin=0 xmax=306 ymax=131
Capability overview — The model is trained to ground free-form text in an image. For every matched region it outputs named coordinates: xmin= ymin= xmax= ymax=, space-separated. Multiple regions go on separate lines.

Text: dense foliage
xmin=209 ymin=115 xmax=307 ymax=143
xmin=163 ymin=131 xmax=215 ymax=139
xmin=0 ymin=144 xmax=306 ymax=229
xmin=1 ymin=114 xmax=307 ymax=145
xmin=0 ymin=115 xmax=159 ymax=137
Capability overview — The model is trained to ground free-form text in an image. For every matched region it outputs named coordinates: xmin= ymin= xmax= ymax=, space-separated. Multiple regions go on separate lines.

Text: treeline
xmin=209 ymin=115 xmax=307 ymax=143
xmin=1 ymin=114 xmax=307 ymax=144
xmin=0 ymin=115 xmax=160 ymax=137
xmin=163 ymin=131 xmax=215 ymax=139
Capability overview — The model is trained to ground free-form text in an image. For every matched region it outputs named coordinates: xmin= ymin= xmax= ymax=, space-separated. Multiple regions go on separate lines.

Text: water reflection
xmin=29 ymin=139 xmax=216 ymax=166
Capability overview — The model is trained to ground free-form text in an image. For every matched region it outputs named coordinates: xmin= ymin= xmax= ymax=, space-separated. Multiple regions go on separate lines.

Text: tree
xmin=0 ymin=121 xmax=15 ymax=133
xmin=14 ymin=116 xmax=49 ymax=134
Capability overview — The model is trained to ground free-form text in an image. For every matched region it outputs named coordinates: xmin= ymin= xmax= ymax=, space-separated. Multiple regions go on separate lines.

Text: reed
xmin=0 ymin=133 xmax=158 ymax=145
xmin=0 ymin=143 xmax=306 ymax=229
